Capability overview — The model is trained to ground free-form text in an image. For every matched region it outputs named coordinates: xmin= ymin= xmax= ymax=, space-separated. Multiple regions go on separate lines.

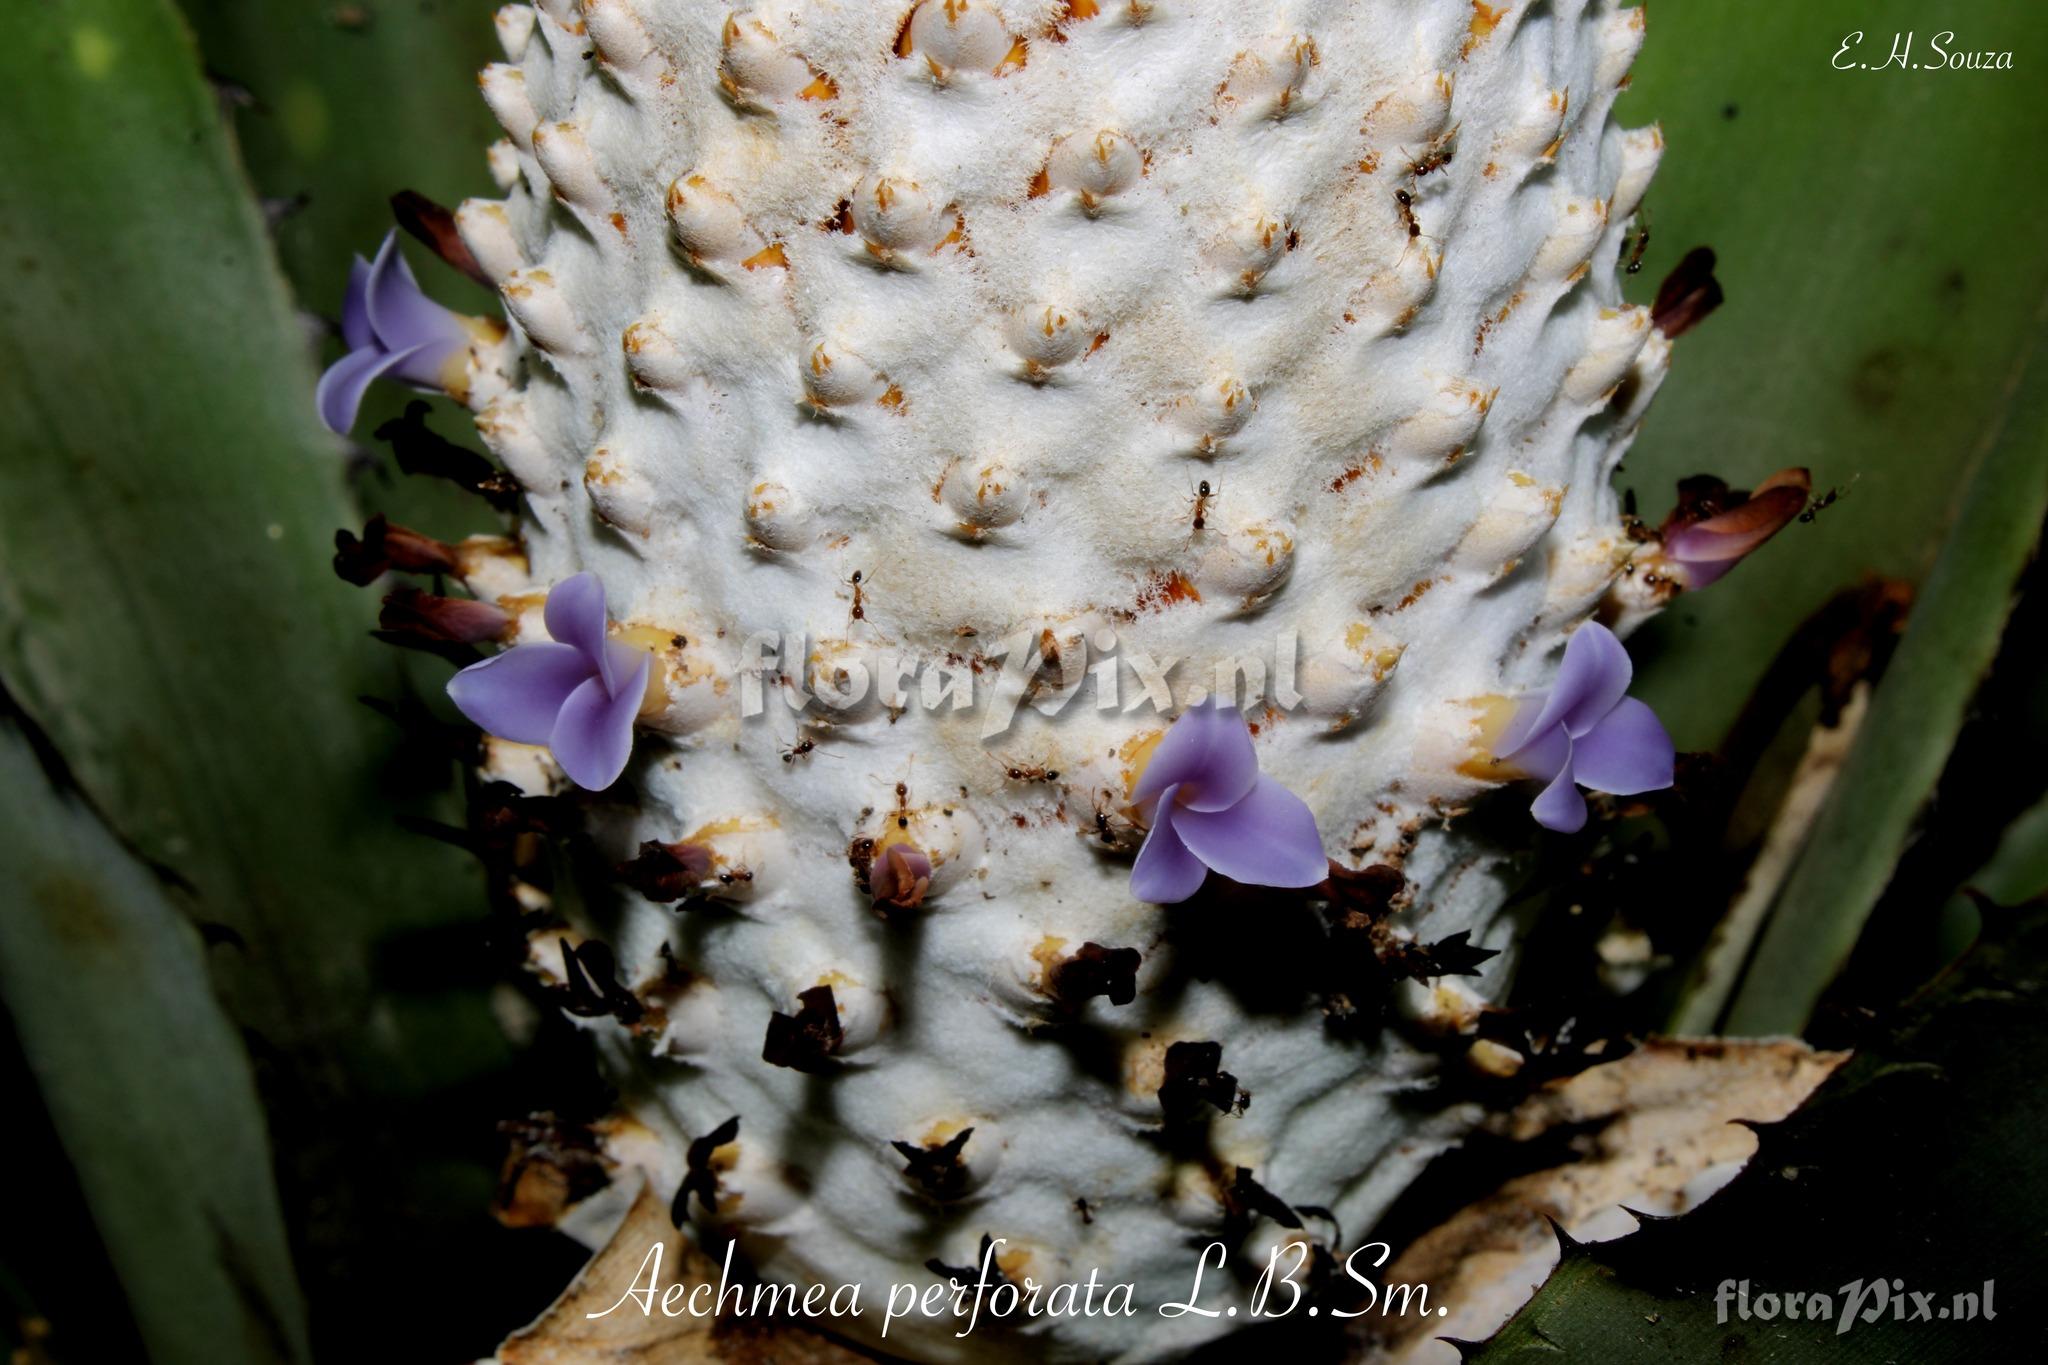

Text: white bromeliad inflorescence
xmin=427 ymin=1 xmax=1685 ymax=1359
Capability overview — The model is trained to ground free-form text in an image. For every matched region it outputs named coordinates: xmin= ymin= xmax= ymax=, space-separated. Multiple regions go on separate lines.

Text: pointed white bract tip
xmin=1597 ymin=5 xmax=1650 ymax=89
xmin=478 ymin=63 xmax=537 ymax=149
xmin=903 ymin=0 xmax=1015 ymax=78
xmin=486 ymin=138 xmax=522 ymax=191
xmin=1384 ymin=377 xmax=1495 ymax=466
xmin=800 ymin=337 xmax=889 ymax=409
xmin=1364 ymin=67 xmax=1453 ymax=146
xmin=1564 ymin=306 xmax=1653 ymax=404
xmin=471 ymin=396 xmax=553 ymax=490
xmin=621 ymin=315 xmax=693 ymax=391
xmin=1611 ymin=124 xmax=1665 ymax=221
xmin=943 ymin=458 xmax=1027 ymax=531
xmin=1220 ymin=33 xmax=1319 ymax=117
xmin=744 ymin=478 xmax=814 ymax=552
xmin=500 ymin=267 xmax=586 ymax=355
xmin=530 ymin=121 xmax=608 ymax=212
xmin=1169 ymin=372 xmax=1255 ymax=449
xmin=583 ymin=445 xmax=657 ymax=537
xmin=1197 ymin=521 xmax=1296 ymax=608
xmin=1454 ymin=474 xmax=1566 ymax=574
xmin=721 ymin=9 xmax=817 ymax=103
xmin=666 ymin=172 xmax=759 ymax=266
xmin=1534 ymin=197 xmax=1609 ymax=279
xmin=850 ymin=173 xmax=946 ymax=256
xmin=1209 ymin=205 xmax=1291 ymax=293
xmin=1005 ymin=301 xmax=1088 ymax=373
xmin=493 ymin=4 xmax=537 ymax=59
xmin=584 ymin=0 xmax=659 ymax=77
xmin=1046 ymin=129 xmax=1142 ymax=207
xmin=456 ymin=198 xmax=524 ymax=283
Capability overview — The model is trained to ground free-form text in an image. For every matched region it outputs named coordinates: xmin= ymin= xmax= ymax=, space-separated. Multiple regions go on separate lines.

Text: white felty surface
xmin=457 ymin=2 xmax=1670 ymax=1359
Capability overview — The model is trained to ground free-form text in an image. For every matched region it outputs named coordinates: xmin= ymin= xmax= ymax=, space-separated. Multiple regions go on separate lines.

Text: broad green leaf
xmin=0 ymin=0 xmax=511 ymax=1352
xmin=0 ymin=717 xmax=309 ymax=1365
xmin=1619 ymin=3 xmax=2048 ymax=746
xmin=1724 ymin=289 xmax=2047 ymax=1035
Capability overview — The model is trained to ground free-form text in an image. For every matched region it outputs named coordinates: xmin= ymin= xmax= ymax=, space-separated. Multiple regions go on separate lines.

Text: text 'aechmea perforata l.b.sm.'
xmin=391 ymin=1 xmax=1713 ymax=1359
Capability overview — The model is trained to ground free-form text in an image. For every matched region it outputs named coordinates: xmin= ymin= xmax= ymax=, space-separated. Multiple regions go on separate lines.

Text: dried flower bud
xmin=1657 ymin=467 xmax=1811 ymax=588
xmin=378 ymin=586 xmax=511 ymax=645
xmin=670 ymin=1115 xmax=739 ymax=1225
xmin=617 ymin=839 xmax=716 ymax=902
xmin=871 ymin=840 xmax=933 ymax=910
xmin=1651 ymin=246 xmax=1723 ymax=338
xmin=1046 ymin=942 xmax=1140 ymax=1008
xmin=390 ymin=188 xmax=495 ymax=289
xmin=1159 ymin=1040 xmax=1246 ymax=1123
xmin=891 ymin=1127 xmax=974 ymax=1201
xmin=762 ymin=984 xmax=843 ymax=1073
xmin=334 ymin=514 xmax=461 ymax=585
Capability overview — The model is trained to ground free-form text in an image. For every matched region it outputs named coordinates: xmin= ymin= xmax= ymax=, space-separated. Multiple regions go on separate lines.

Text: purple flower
xmin=1657 ymin=468 xmax=1810 ymax=589
xmin=1494 ymin=623 xmax=1674 ymax=833
xmin=1129 ymin=698 xmax=1327 ymax=904
xmin=316 ymin=231 xmax=474 ymax=434
xmin=446 ymin=573 xmax=651 ymax=791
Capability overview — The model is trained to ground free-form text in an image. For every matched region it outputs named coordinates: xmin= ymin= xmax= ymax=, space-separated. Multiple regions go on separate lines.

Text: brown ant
xmin=1404 ymin=126 xmax=1458 ymax=178
xmin=892 ymin=780 xmax=911 ymax=831
xmin=992 ymin=754 xmax=1060 ymax=784
xmin=1394 ymin=189 xmax=1444 ymax=274
xmin=781 ymin=737 xmax=817 ymax=764
xmin=1189 ymin=478 xmax=1216 ymax=533
xmin=844 ymin=567 xmax=893 ymax=641
xmin=1622 ymin=209 xmax=1651 ymax=274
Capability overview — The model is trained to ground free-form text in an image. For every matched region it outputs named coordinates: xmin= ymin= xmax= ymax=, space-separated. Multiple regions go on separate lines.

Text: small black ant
xmin=781 ymin=737 xmax=816 ymax=764
xmin=892 ymin=780 xmax=911 ymax=830
xmin=1623 ymin=209 xmax=1651 ymax=274
xmin=1799 ymin=486 xmax=1843 ymax=523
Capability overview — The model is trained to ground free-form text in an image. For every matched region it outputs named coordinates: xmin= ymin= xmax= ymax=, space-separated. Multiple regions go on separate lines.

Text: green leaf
xmin=1620 ymin=2 xmax=2048 ymax=745
xmin=0 ymin=715 xmax=309 ymax=1365
xmin=1723 ymin=288 xmax=2048 ymax=1035
xmin=1473 ymin=908 xmax=2048 ymax=1363
xmin=0 ymin=0 xmax=511 ymax=1350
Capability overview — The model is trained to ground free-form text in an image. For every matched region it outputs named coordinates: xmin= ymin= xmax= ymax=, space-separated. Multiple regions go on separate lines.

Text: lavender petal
xmin=342 ymin=255 xmax=374 ymax=351
xmin=1129 ymin=697 xmax=1259 ymax=813
xmin=1570 ymin=697 xmax=1675 ymax=796
xmin=1531 ymin=759 xmax=1589 ymax=833
xmin=1130 ymin=789 xmax=1209 ymax=904
xmin=316 ymin=343 xmax=429 ymax=435
xmin=543 ymin=572 xmax=615 ymax=687
xmin=1504 ymin=623 xmax=1634 ymax=751
xmin=446 ymin=641 xmax=593 ymax=744
xmin=550 ymin=654 xmax=649 ymax=790
xmin=364 ymin=230 xmax=469 ymax=355
xmin=1502 ymin=719 xmax=1571 ymax=783
xmin=1171 ymin=775 xmax=1327 ymax=888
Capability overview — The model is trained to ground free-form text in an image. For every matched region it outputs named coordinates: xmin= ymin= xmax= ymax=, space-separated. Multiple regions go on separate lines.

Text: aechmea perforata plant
xmin=325 ymin=2 xmax=1800 ymax=1360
